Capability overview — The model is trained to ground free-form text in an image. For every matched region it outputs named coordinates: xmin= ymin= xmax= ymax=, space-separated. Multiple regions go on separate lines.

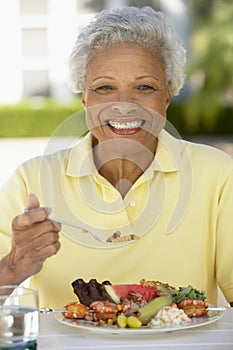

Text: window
xmin=22 ymin=28 xmax=47 ymax=56
xmin=20 ymin=0 xmax=48 ymax=15
xmin=23 ymin=70 xmax=50 ymax=97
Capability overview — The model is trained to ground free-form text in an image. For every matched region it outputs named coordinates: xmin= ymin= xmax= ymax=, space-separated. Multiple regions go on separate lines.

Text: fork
xmin=40 ymin=306 xmax=228 ymax=314
xmin=40 ymin=307 xmax=95 ymax=314
xmin=24 ymin=209 xmax=137 ymax=244
xmin=51 ymin=218 xmax=138 ymax=244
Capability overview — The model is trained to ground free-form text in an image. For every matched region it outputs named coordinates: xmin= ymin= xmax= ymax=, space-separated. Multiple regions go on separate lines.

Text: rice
xmin=148 ymin=304 xmax=191 ymax=327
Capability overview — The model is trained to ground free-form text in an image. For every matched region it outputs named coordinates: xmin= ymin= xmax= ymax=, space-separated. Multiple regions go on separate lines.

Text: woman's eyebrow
xmin=91 ymin=76 xmax=160 ymax=83
xmin=92 ymin=76 xmax=116 ymax=82
xmin=135 ymin=75 xmax=159 ymax=81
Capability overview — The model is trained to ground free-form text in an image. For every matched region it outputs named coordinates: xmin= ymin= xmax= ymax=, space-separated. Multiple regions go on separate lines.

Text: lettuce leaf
xmin=157 ymin=284 xmax=207 ymax=304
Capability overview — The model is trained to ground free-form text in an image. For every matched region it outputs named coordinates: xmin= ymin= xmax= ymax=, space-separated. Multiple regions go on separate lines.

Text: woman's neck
xmin=93 ymin=138 xmax=157 ymax=198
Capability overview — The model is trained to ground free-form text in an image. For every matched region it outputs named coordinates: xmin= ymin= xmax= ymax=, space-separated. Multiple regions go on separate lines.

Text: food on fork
xmin=106 ymin=230 xmax=139 ymax=243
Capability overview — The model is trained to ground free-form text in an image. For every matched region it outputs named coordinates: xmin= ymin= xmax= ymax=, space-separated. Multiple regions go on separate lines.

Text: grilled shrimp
xmin=177 ymin=299 xmax=208 ymax=317
xmin=62 ymin=302 xmax=90 ymax=319
xmin=86 ymin=300 xmax=119 ymax=322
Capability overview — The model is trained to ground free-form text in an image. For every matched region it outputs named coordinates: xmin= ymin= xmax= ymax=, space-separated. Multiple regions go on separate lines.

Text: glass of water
xmin=0 ymin=285 xmax=39 ymax=349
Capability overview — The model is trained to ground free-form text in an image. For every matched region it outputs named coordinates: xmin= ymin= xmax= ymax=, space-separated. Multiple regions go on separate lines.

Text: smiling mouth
xmin=108 ymin=120 xmax=144 ymax=130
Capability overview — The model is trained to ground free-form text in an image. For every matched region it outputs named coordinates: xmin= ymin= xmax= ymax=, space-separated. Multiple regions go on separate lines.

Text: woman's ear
xmin=165 ymin=90 xmax=171 ymax=110
xmin=81 ymin=95 xmax=86 ymax=107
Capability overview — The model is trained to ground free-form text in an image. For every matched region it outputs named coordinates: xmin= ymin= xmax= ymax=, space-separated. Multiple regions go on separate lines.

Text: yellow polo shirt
xmin=0 ymin=130 xmax=232 ymax=308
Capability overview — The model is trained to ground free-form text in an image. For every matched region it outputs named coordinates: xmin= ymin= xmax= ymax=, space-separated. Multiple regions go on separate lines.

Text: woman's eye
xmin=137 ymin=85 xmax=154 ymax=91
xmin=95 ymin=85 xmax=114 ymax=93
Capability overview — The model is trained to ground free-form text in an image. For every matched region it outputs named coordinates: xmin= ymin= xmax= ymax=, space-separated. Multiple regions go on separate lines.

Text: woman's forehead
xmin=87 ymin=43 xmax=165 ymax=74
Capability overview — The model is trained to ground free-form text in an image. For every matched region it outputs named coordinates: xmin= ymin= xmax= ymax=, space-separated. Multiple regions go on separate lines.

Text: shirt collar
xmin=66 ymin=129 xmax=183 ymax=177
xmin=66 ymin=133 xmax=96 ymax=177
xmin=151 ymin=129 xmax=183 ymax=172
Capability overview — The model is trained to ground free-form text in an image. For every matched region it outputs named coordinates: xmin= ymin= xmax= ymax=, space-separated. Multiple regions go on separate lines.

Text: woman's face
xmin=82 ymin=43 xmax=170 ymax=150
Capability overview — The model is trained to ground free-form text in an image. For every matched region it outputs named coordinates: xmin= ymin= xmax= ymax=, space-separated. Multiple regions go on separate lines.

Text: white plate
xmin=56 ymin=309 xmax=224 ymax=335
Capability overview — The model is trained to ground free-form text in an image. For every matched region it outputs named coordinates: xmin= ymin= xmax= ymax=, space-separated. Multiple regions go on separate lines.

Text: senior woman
xmin=0 ymin=6 xmax=232 ymax=309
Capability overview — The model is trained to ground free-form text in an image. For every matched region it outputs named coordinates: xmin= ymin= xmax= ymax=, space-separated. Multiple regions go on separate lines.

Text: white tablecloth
xmin=38 ymin=309 xmax=233 ymax=349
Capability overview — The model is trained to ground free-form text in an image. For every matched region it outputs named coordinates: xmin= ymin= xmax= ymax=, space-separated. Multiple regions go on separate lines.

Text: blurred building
xmin=0 ymin=0 xmax=190 ymax=104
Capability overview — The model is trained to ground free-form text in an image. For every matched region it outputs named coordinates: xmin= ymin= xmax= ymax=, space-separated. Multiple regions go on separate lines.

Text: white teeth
xmin=108 ymin=120 xmax=143 ymax=130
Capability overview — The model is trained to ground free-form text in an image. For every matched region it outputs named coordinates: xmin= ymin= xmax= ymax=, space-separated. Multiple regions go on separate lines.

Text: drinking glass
xmin=0 ymin=285 xmax=39 ymax=349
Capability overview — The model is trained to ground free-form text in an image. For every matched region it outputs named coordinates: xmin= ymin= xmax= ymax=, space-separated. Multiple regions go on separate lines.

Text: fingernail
xmin=45 ymin=207 xmax=52 ymax=215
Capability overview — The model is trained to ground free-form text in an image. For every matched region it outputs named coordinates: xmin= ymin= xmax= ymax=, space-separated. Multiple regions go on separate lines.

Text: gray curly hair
xmin=69 ymin=6 xmax=186 ymax=96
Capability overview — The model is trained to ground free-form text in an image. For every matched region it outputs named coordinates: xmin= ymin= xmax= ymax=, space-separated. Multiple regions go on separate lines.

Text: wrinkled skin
xmin=0 ymin=194 xmax=61 ymax=285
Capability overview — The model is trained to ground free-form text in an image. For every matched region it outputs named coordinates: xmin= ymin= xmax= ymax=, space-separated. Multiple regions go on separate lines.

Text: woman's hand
xmin=0 ymin=194 xmax=61 ymax=285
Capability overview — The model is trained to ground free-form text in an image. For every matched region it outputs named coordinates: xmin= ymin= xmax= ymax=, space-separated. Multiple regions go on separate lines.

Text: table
xmin=38 ymin=309 xmax=233 ymax=349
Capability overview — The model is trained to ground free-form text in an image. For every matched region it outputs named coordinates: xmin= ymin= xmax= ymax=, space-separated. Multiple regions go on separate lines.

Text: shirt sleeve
xmin=216 ymin=161 xmax=233 ymax=303
xmin=0 ymin=167 xmax=29 ymax=258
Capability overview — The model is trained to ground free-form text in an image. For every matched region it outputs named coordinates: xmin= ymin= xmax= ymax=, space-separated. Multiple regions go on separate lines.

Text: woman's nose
xmin=111 ymin=102 xmax=137 ymax=114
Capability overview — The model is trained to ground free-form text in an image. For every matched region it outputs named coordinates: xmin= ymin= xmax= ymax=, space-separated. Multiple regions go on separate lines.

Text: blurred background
xmin=0 ymin=0 xmax=232 ymax=186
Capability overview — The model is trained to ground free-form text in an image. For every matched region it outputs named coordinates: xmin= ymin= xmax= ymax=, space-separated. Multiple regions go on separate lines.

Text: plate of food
xmin=55 ymin=278 xmax=224 ymax=334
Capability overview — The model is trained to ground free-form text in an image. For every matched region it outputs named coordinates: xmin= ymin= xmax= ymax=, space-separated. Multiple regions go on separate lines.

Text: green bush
xmin=0 ymin=99 xmax=86 ymax=137
xmin=167 ymin=102 xmax=233 ymax=136
xmin=0 ymin=98 xmax=232 ymax=137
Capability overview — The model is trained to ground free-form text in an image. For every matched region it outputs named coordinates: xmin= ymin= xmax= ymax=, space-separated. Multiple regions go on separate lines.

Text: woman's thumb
xmin=25 ymin=193 xmax=40 ymax=211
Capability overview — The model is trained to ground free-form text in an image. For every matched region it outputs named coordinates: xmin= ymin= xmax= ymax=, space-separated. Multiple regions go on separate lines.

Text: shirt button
xmin=130 ymin=200 xmax=136 ymax=207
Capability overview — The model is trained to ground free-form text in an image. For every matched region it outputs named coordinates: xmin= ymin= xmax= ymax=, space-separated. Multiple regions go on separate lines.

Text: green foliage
xmin=185 ymin=0 xmax=233 ymax=132
xmin=191 ymin=0 xmax=216 ymax=24
xmin=0 ymin=98 xmax=231 ymax=137
xmin=189 ymin=0 xmax=233 ymax=91
xmin=0 ymin=99 xmax=87 ymax=137
xmin=167 ymin=103 xmax=232 ymax=136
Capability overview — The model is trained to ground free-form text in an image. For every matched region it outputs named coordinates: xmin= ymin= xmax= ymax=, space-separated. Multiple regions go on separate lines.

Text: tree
xmin=185 ymin=0 xmax=233 ymax=132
